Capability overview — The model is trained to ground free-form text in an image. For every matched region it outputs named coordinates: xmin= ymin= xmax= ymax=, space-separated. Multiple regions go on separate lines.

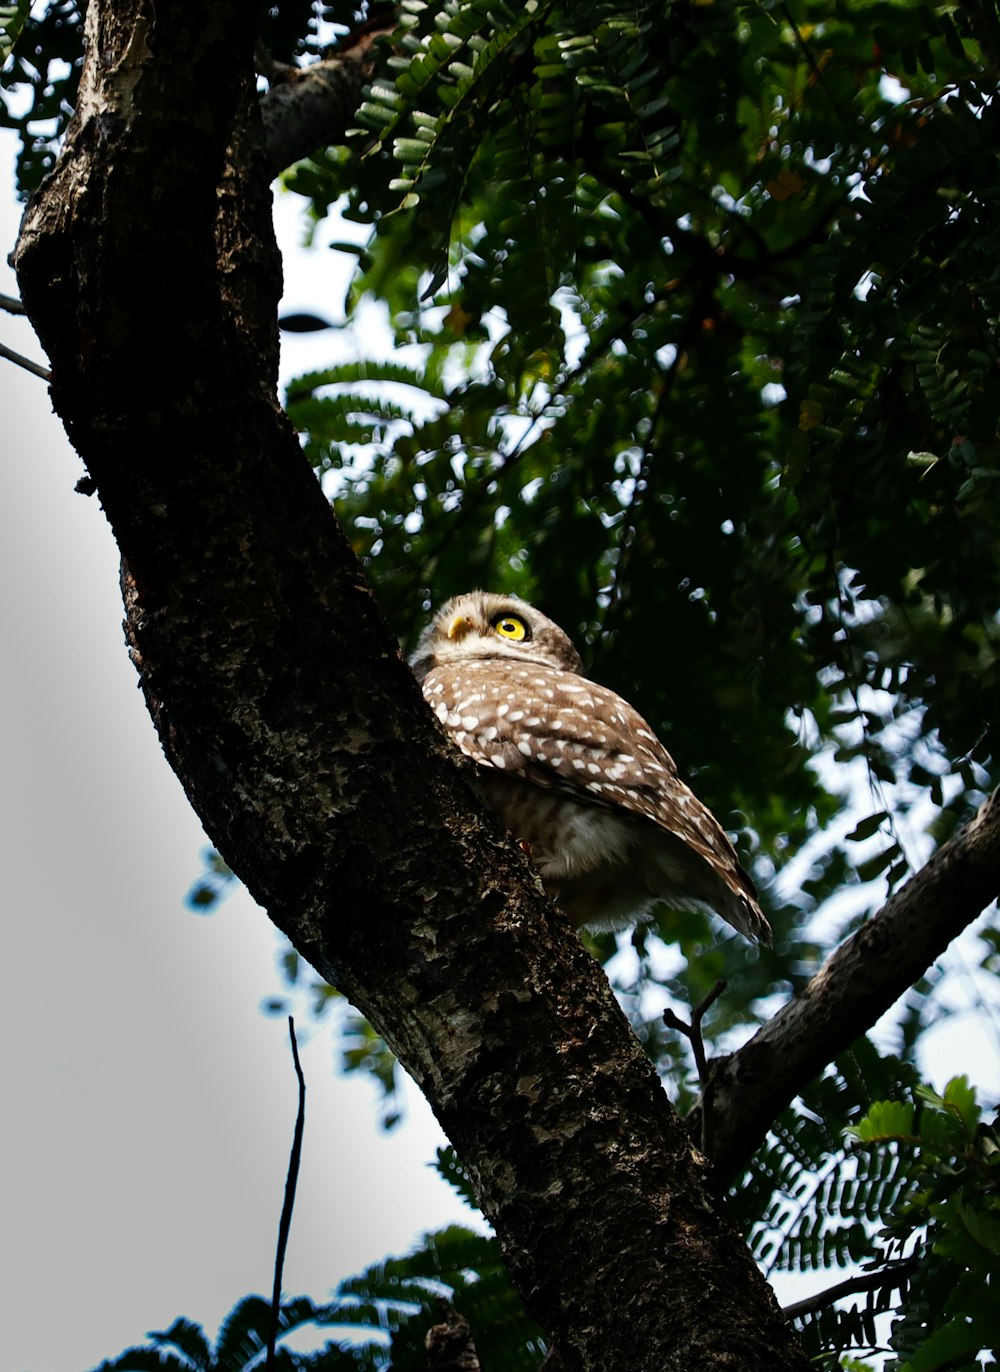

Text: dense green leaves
xmin=0 ymin=0 xmax=82 ymax=192
xmin=847 ymin=1078 xmax=1000 ymax=1370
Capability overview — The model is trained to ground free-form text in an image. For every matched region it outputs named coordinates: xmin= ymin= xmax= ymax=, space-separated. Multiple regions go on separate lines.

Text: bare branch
xmin=663 ymin=979 xmax=727 ymax=1086
xmin=692 ymin=791 xmax=1000 ymax=1180
xmin=0 ymin=338 xmax=51 ymax=381
xmin=782 ymin=1256 xmax=919 ymax=1321
xmin=1 ymin=291 xmax=26 ymax=314
xmin=259 ymin=56 xmax=369 ymax=180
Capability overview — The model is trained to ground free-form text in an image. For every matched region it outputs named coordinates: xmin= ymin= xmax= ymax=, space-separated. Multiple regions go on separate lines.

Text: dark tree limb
xmin=12 ymin=3 xmax=809 ymax=1368
xmin=258 ymin=17 xmax=398 ymax=180
xmin=782 ymin=1256 xmax=920 ymax=1322
xmin=0 ymin=338 xmax=50 ymax=380
xmin=691 ymin=791 xmax=1000 ymax=1181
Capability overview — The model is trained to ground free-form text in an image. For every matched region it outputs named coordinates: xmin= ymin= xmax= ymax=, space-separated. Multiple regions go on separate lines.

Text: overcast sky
xmin=1 ymin=156 xmax=477 ymax=1372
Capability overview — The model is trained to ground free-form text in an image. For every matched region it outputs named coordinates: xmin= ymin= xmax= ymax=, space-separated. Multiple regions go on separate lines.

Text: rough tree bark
xmin=12 ymin=2 xmax=1000 ymax=1369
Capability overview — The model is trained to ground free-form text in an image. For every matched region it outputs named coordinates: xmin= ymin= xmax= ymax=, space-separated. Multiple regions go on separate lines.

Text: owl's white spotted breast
xmin=421 ymin=657 xmax=732 ymax=873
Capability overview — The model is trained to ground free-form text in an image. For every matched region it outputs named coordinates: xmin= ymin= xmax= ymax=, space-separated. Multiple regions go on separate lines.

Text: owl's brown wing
xmin=422 ymin=657 xmax=751 ymax=887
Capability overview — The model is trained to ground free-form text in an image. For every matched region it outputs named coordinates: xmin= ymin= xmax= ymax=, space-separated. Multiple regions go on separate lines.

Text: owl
xmin=411 ymin=591 xmax=770 ymax=944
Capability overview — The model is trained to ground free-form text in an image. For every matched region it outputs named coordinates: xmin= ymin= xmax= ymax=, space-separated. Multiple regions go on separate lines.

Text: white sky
xmin=3 ymin=131 xmax=998 ymax=1372
xmin=1 ymin=155 xmax=477 ymax=1372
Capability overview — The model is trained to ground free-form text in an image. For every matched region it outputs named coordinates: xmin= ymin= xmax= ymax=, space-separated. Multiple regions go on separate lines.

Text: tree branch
xmin=258 ymin=18 xmax=398 ymax=181
xmin=782 ymin=1256 xmax=919 ymax=1322
xmin=0 ymin=338 xmax=51 ymax=380
xmin=691 ymin=791 xmax=1000 ymax=1180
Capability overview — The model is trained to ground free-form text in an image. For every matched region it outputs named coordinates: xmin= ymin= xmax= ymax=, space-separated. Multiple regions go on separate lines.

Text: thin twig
xmin=664 ymin=979 xmax=728 ymax=1157
xmin=783 ymin=1256 xmax=920 ymax=1321
xmin=0 ymin=292 xmax=26 ymax=315
xmin=0 ymin=339 xmax=51 ymax=381
xmin=267 ymin=1017 xmax=307 ymax=1372
xmin=780 ymin=1 xmax=857 ymax=135
xmin=662 ymin=978 xmax=727 ymax=1089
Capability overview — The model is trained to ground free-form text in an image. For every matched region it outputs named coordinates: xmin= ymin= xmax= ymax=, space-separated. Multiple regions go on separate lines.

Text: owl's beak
xmin=447 ymin=613 xmax=475 ymax=641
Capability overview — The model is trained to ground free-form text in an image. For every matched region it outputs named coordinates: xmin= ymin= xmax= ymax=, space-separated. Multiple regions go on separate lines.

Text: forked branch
xmin=691 ymin=791 xmax=1000 ymax=1180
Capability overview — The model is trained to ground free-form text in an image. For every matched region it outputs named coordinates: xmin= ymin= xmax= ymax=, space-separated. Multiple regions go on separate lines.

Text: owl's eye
xmin=492 ymin=614 xmax=528 ymax=642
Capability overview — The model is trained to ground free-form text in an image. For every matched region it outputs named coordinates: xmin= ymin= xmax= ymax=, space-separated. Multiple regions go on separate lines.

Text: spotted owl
xmin=411 ymin=591 xmax=771 ymax=944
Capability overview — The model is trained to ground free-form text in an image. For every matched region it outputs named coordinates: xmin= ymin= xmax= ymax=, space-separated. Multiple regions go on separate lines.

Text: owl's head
xmin=410 ymin=591 xmax=585 ymax=681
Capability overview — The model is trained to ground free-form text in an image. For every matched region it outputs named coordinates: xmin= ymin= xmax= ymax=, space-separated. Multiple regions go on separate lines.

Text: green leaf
xmin=846 ymin=810 xmax=890 ymax=842
xmin=848 ymin=1098 xmax=916 ymax=1144
xmin=900 ymin=1315 xmax=986 ymax=1372
xmin=916 ymin=1076 xmax=981 ymax=1140
xmin=0 ymin=0 xmax=29 ymax=65
xmin=855 ymin=844 xmax=902 ymax=883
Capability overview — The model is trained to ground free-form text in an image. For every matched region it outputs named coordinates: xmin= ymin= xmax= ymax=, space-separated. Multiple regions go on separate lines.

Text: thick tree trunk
xmin=13 ymin=3 xmax=811 ymax=1367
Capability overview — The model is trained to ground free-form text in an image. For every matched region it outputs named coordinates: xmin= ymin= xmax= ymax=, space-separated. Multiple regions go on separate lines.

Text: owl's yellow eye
xmin=493 ymin=614 xmax=528 ymax=642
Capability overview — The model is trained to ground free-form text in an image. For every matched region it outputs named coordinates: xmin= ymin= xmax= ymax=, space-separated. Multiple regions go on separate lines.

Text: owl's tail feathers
xmin=724 ymin=862 xmax=772 ymax=946
xmin=646 ymin=832 xmax=772 ymax=946
xmin=731 ymin=890 xmax=773 ymax=946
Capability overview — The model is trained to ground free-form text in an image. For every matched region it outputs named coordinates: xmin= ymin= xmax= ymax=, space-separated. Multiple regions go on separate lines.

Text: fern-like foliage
xmin=734 ymin=1039 xmax=918 ymax=1264
xmin=432 ymin=1144 xmax=480 ymax=1210
xmin=334 ymin=1224 xmax=546 ymax=1370
xmin=92 ymin=1295 xmax=368 ymax=1371
xmin=91 ymin=1223 xmax=544 ymax=1372
xmin=849 ymin=1077 xmax=1000 ymax=1371
xmin=730 ymin=1066 xmax=1000 ymax=1368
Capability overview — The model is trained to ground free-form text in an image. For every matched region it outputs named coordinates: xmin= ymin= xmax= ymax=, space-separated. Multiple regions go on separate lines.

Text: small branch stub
xmin=425 ymin=1299 xmax=482 ymax=1372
